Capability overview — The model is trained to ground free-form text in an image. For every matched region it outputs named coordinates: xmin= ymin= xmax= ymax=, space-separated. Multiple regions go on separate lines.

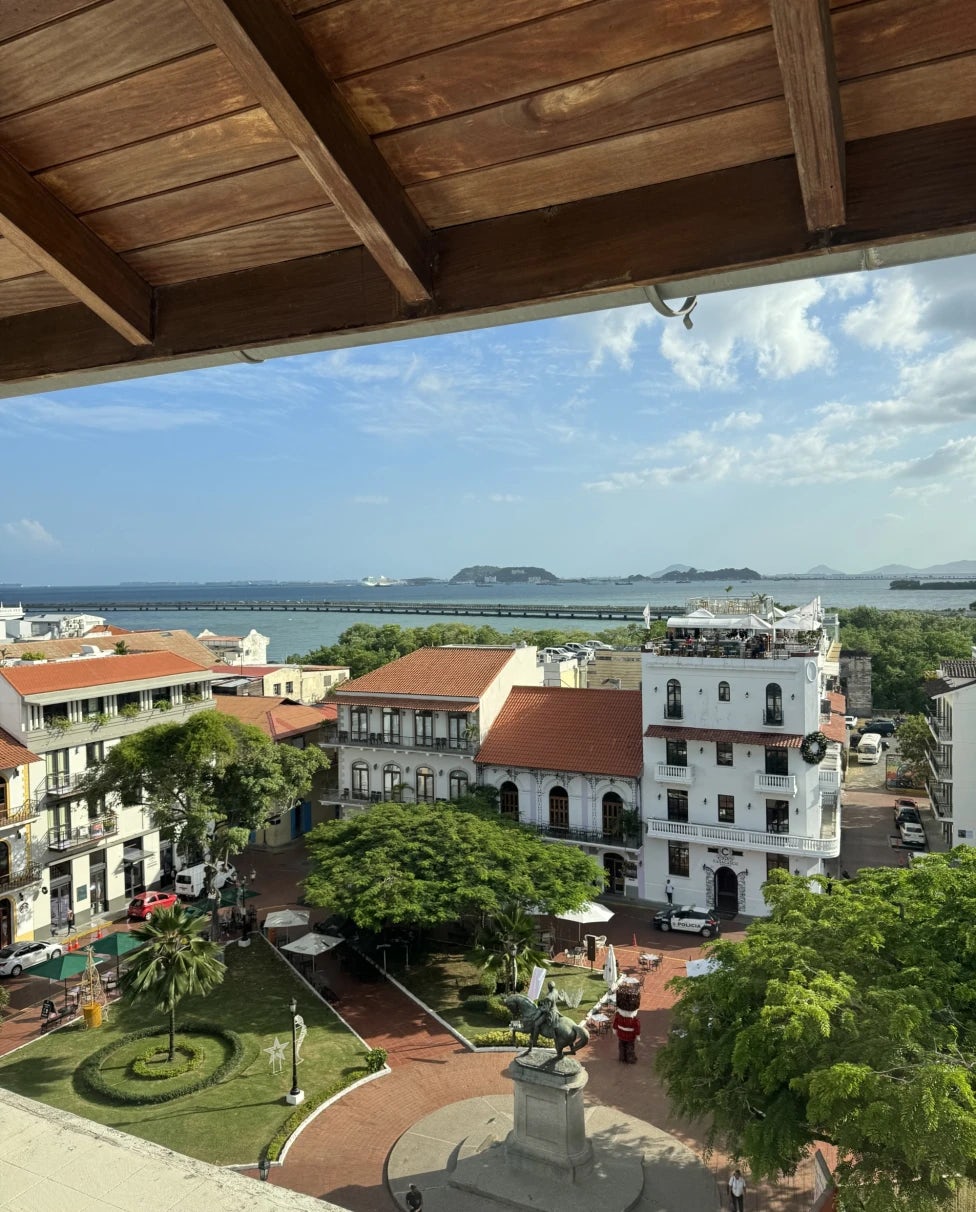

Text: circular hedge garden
xmin=78 ymin=1021 xmax=243 ymax=1105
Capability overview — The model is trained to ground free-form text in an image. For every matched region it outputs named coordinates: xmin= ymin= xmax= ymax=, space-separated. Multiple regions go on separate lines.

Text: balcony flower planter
xmin=46 ymin=716 xmax=72 ymax=735
xmin=153 ymin=700 xmax=173 ymax=712
xmin=85 ymin=712 xmax=110 ymax=729
xmin=118 ymin=705 xmax=142 ymax=720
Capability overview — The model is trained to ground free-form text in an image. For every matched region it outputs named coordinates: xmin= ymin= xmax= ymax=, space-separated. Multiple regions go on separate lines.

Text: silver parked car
xmin=0 ymin=939 xmax=64 ymax=977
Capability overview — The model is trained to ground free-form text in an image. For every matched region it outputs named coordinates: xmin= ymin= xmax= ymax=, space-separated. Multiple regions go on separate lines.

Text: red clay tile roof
xmin=6 ymin=629 xmax=216 ymax=665
xmin=820 ymin=690 xmax=848 ymax=744
xmin=214 ymin=695 xmax=329 ymax=741
xmin=315 ymin=703 xmax=338 ymax=721
xmin=475 ymin=687 xmax=642 ymax=777
xmin=644 ymin=724 xmax=803 ymax=748
xmin=0 ymin=727 xmax=41 ymax=768
xmin=337 ymin=696 xmax=478 ymax=713
xmin=336 ymin=647 xmax=518 ymax=700
xmin=0 ymin=653 xmax=209 ymax=695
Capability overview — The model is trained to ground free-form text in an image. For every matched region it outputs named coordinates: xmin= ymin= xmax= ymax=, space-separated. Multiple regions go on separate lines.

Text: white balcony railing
xmin=754 ymin=773 xmax=797 ymax=797
xmin=818 ymin=766 xmax=842 ymax=789
xmin=654 ymin=762 xmax=694 ymax=785
xmin=648 ymin=816 xmax=840 ymax=858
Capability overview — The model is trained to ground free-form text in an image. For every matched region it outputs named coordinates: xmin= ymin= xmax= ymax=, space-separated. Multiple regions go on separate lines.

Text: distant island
xmin=890 ymin=579 xmax=976 ymax=590
xmin=451 ymin=565 xmax=559 ymax=585
xmin=653 ymin=566 xmax=761 ymax=583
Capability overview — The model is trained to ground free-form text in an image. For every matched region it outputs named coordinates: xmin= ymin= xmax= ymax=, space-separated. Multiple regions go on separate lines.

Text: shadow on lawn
xmin=0 ymin=1052 xmax=74 ymax=1096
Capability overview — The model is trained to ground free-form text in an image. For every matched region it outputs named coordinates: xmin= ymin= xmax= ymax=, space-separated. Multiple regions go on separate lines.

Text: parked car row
xmin=537 ymin=640 xmax=614 ymax=664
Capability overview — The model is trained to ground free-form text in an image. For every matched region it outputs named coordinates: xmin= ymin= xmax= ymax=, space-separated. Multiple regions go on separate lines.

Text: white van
xmin=857 ymin=733 xmax=884 ymax=764
xmin=175 ymin=861 xmax=237 ymax=900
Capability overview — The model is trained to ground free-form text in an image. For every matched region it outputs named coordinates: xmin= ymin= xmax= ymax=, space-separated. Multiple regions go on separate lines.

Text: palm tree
xmin=113 ymin=640 xmax=129 ymax=654
xmin=469 ymin=905 xmax=548 ymax=995
xmin=120 ymin=906 xmax=225 ymax=1061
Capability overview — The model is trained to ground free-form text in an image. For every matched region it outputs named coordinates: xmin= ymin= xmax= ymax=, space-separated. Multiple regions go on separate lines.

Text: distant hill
xmin=805 ymin=564 xmax=846 ymax=576
xmin=450 ymin=565 xmax=560 ymax=584
xmin=653 ymin=566 xmax=761 ymax=582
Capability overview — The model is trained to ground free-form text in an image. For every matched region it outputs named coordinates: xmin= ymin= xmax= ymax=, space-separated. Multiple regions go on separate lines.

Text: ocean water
xmin=10 ymin=579 xmax=975 ymax=663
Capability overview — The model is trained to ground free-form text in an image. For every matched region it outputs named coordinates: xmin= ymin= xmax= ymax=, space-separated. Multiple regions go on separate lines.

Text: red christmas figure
xmin=612 ymin=1006 xmax=641 ymax=1063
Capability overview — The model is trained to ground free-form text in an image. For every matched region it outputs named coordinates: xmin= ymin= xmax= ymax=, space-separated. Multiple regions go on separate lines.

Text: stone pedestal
xmin=505 ymin=1049 xmax=592 ymax=1180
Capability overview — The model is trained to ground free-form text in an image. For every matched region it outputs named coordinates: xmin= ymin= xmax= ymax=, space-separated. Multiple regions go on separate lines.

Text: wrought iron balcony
xmin=340 ymin=732 xmax=473 ymax=753
xmin=927 ymin=749 xmax=952 ymax=783
xmin=0 ymin=802 xmax=38 ymax=826
xmin=754 ymin=772 xmax=797 ymax=797
xmin=34 ymin=771 xmax=89 ymax=804
xmin=762 ymin=711 xmax=784 ymax=727
xmin=926 ymin=713 xmax=952 ymax=744
xmin=647 ymin=815 xmax=839 ymax=858
xmin=522 ymin=820 xmax=641 ymax=847
xmin=926 ymin=780 xmax=952 ymax=822
xmin=654 ymin=762 xmax=694 ymax=785
xmin=0 ymin=864 xmax=41 ymax=892
xmin=47 ymin=814 xmax=118 ymax=853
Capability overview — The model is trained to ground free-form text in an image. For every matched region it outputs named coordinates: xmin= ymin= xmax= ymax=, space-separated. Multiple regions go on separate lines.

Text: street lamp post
xmin=286 ymin=996 xmax=304 ymax=1106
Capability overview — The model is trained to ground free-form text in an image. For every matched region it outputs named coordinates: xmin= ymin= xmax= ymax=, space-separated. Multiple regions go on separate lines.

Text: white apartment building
xmin=925 ymin=659 xmax=976 ymax=847
xmin=197 ymin=628 xmax=270 ymax=665
xmin=0 ymin=729 xmax=45 ymax=947
xmin=642 ymin=598 xmax=843 ymax=917
xmin=332 ymin=646 xmax=541 ymax=809
xmin=0 ymin=651 xmax=218 ymax=940
xmin=476 ymin=686 xmax=644 ymax=898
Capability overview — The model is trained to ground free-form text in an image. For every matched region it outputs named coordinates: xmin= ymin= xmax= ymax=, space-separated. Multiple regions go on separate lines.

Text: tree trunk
xmin=169 ymin=1003 xmax=176 ymax=1062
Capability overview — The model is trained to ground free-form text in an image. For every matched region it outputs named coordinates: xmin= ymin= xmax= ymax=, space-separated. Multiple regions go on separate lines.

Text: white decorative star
xmin=263 ymin=1037 xmax=287 ymax=1073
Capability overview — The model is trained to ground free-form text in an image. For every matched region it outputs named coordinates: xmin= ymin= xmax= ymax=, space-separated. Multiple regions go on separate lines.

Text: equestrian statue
xmin=504 ymin=981 xmax=589 ymax=1061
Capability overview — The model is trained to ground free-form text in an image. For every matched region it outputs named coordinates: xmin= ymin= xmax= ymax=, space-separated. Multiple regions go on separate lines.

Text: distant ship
xmin=361 ymin=575 xmax=403 ymax=588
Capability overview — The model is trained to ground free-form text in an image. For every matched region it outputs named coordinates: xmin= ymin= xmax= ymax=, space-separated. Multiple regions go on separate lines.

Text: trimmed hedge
xmin=471 ymin=1029 xmax=554 ymax=1049
xmin=78 ymin=1021 xmax=244 ymax=1105
xmin=363 ymin=1048 xmax=387 ymax=1073
xmin=265 ymin=1066 xmax=369 ymax=1161
xmin=131 ymin=1040 xmax=202 ymax=1080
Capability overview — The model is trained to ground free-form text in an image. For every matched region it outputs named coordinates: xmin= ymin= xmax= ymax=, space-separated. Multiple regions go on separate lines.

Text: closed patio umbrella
xmin=603 ymin=944 xmax=618 ymax=990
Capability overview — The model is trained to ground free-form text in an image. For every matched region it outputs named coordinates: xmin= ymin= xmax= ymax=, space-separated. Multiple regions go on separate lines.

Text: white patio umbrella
xmin=281 ymin=932 xmax=343 ymax=957
xmin=686 ymin=958 xmax=720 ymax=978
xmin=603 ymin=943 xmax=618 ymax=989
xmin=555 ymin=902 xmax=615 ymax=926
xmin=263 ymin=908 xmax=309 ymax=943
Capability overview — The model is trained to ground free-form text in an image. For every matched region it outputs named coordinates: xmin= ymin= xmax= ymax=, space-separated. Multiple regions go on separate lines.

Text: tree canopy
xmin=656 ymin=853 xmax=976 ymax=1211
xmin=303 ymin=801 xmax=604 ymax=930
xmin=287 ymin=620 xmax=661 ymax=679
xmin=839 ymin=607 xmax=976 ymax=712
xmin=82 ymin=711 xmax=328 ymax=860
xmin=895 ymin=714 xmax=934 ymax=781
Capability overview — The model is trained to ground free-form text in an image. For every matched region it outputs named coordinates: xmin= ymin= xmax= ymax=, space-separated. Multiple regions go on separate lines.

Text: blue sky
xmin=2 ymin=254 xmax=973 ymax=584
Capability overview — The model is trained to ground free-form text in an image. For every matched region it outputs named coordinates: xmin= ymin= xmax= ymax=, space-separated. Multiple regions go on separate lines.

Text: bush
xmin=363 ymin=1048 xmax=387 ymax=1073
xmin=78 ymin=1022 xmax=243 ymax=1105
xmin=131 ymin=1039 xmax=202 ymax=1080
xmin=488 ymin=997 xmax=512 ymax=1023
xmin=265 ymin=1067 xmax=369 ymax=1161
xmin=471 ymin=1028 xmax=554 ymax=1049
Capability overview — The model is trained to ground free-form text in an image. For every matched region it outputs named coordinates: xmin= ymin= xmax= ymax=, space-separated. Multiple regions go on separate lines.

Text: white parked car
xmin=899 ymin=821 xmax=927 ymax=849
xmin=0 ymin=939 xmax=63 ymax=977
xmin=844 ymin=715 xmax=858 ymax=729
xmin=583 ymin=640 xmax=614 ymax=650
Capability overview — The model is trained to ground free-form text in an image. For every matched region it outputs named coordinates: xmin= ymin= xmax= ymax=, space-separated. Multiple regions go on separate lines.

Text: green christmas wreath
xmin=800 ymin=731 xmax=829 ymax=765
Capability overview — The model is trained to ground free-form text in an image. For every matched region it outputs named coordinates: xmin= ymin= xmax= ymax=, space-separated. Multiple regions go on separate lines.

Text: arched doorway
xmin=601 ymin=792 xmax=622 ymax=839
xmin=499 ymin=781 xmax=519 ymax=820
xmin=714 ymin=866 xmax=738 ymax=915
xmin=0 ymin=897 xmax=11 ymax=948
xmin=604 ymin=852 xmax=624 ymax=896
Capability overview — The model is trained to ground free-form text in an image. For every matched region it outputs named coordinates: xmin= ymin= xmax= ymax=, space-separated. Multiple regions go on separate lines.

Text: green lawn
xmin=0 ymin=940 xmax=367 ymax=1165
xmin=396 ymin=950 xmax=609 ymax=1041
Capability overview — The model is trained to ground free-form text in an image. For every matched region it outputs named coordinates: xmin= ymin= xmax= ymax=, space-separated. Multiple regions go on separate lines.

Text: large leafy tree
xmin=656 ymin=853 xmax=976 ymax=1212
xmin=895 ymin=713 xmax=935 ymax=782
xmin=303 ymin=802 xmax=604 ymax=930
xmin=120 ymin=906 xmax=225 ymax=1061
xmin=82 ymin=711 xmax=328 ymax=862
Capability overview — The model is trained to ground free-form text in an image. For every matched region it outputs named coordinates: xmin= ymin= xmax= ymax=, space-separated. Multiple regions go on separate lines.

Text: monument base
xmin=285 ymin=1089 xmax=305 ymax=1106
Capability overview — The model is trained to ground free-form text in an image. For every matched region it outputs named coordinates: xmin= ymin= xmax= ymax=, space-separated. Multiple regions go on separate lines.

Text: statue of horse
xmin=504 ymin=991 xmax=589 ymax=1061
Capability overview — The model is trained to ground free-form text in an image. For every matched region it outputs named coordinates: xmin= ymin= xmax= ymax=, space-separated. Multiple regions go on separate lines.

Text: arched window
xmin=383 ymin=763 xmax=402 ymax=802
xmin=602 ymin=791 xmax=623 ymax=838
xmin=764 ymin=682 xmax=783 ymax=726
xmin=351 ymin=761 xmax=369 ymax=800
xmin=549 ymin=786 xmax=569 ymax=832
xmin=449 ymin=770 xmax=469 ymax=800
xmin=416 ymin=766 xmax=434 ymax=803
xmin=718 ymin=681 xmax=730 ymax=702
xmin=665 ymin=679 xmax=682 ymax=719
xmin=0 ymin=840 xmax=9 ymax=882
xmin=499 ymin=781 xmax=519 ymax=819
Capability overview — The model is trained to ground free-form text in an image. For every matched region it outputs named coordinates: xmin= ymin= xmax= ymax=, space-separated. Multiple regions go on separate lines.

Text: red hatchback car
xmin=127 ymin=890 xmax=178 ymax=921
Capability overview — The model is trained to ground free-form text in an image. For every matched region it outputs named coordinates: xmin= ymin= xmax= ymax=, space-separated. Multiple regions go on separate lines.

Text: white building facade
xmin=641 ymin=598 xmax=842 ymax=917
xmin=0 ymin=651 xmax=218 ymax=940
xmin=925 ymin=659 xmax=976 ymax=847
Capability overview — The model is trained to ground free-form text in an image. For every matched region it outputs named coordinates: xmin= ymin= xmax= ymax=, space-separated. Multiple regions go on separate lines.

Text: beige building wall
xmin=590 ymin=649 xmax=644 ymax=690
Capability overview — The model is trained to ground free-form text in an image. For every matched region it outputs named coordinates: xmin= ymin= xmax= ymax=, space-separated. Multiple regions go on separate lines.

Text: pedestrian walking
xmin=66 ymin=908 xmax=75 ymax=932
xmin=665 ymin=879 xmax=674 ymax=905
xmin=405 ymin=1182 xmax=423 ymax=1210
xmin=728 ymin=1168 xmax=746 ymax=1212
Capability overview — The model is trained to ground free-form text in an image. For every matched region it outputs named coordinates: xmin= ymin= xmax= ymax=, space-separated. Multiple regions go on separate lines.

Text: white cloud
xmin=713 ymin=410 xmax=762 ymax=431
xmin=3 ymin=518 xmax=58 ymax=547
xmin=587 ymin=308 xmax=656 ymax=370
xmin=351 ymin=495 xmax=389 ymax=506
xmin=0 ymin=397 xmax=220 ymax=432
xmin=489 ymin=493 xmax=523 ymax=503
xmin=659 ymin=279 xmax=834 ymax=388
xmin=841 ymin=276 xmax=930 ymax=353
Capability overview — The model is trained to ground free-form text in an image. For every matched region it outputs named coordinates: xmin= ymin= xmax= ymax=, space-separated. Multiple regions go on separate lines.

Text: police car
xmin=652 ymin=905 xmax=720 ymax=938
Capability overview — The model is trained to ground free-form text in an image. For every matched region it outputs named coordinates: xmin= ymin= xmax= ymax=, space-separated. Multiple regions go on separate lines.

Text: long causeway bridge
xmin=23 ymin=600 xmax=684 ymax=622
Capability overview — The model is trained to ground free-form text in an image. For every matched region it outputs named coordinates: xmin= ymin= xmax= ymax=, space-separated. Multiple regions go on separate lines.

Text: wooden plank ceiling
xmin=0 ymin=0 xmax=975 ymax=391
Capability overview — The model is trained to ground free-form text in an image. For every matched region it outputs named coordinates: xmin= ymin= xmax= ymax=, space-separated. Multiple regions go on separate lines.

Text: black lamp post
xmin=258 ymin=1157 xmax=271 ymax=1182
xmin=287 ymin=996 xmax=304 ymax=1104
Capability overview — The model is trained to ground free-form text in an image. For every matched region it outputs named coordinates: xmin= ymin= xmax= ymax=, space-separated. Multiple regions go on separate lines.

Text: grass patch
xmin=0 ymin=940 xmax=367 ymax=1165
xmin=396 ymin=950 xmax=609 ymax=1041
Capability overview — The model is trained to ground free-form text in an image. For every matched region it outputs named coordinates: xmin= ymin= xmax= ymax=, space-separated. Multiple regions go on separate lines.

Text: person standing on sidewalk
xmin=728 ymin=1168 xmax=746 ymax=1211
xmin=405 ymin=1183 xmax=423 ymax=1210
xmin=665 ymin=879 xmax=674 ymax=905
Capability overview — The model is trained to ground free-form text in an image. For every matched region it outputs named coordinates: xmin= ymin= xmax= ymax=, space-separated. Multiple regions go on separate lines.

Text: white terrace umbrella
xmin=603 ymin=943 xmax=618 ymax=990
xmin=282 ymin=932 xmax=343 ymax=957
xmin=263 ymin=908 xmax=309 ymax=943
xmin=686 ymin=958 xmax=720 ymax=978
xmin=555 ymin=902 xmax=615 ymax=926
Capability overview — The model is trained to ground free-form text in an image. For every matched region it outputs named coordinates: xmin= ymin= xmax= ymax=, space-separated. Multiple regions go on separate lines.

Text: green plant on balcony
xmin=619 ymin=808 xmax=643 ymax=846
xmin=46 ymin=715 xmax=72 ymax=735
xmin=118 ymin=703 xmax=142 ymax=720
xmin=85 ymin=711 xmax=110 ymax=729
xmin=184 ymin=693 xmax=203 ymax=705
xmin=153 ymin=699 xmax=173 ymax=712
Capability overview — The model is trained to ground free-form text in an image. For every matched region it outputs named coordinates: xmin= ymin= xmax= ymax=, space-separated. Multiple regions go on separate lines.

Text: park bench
xmin=40 ymin=1002 xmax=69 ymax=1032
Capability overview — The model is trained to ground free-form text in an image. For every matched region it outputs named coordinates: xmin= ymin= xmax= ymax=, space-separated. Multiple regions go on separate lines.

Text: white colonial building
xmin=925 ymin=658 xmax=976 ymax=847
xmin=0 ymin=650 xmax=218 ymax=940
xmin=332 ymin=645 xmax=541 ymax=809
xmin=476 ymin=686 xmax=644 ymax=898
xmin=641 ymin=597 xmax=844 ymax=917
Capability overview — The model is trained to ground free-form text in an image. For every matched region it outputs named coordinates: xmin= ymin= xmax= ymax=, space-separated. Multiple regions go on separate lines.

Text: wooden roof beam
xmin=184 ymin=0 xmax=434 ymax=304
xmin=0 ymin=147 xmax=153 ymax=345
xmin=770 ymin=0 xmax=846 ymax=231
